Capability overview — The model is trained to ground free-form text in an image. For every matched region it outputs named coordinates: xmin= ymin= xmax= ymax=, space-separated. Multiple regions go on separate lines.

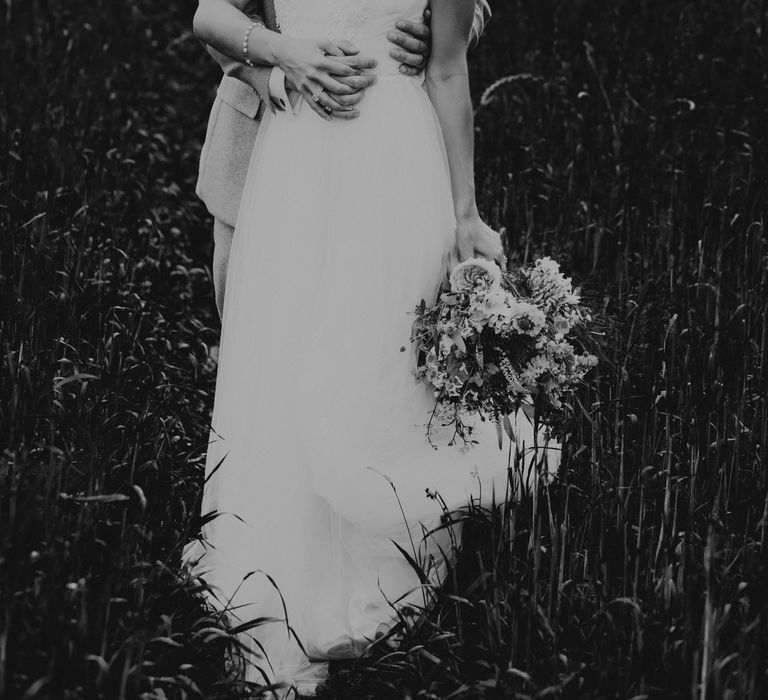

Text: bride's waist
xmin=369 ymin=70 xmax=425 ymax=85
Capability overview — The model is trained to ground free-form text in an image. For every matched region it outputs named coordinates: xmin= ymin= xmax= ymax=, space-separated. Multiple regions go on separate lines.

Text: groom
xmin=197 ymin=0 xmax=433 ymax=317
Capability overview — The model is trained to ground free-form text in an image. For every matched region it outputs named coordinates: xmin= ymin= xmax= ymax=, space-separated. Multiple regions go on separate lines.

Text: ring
xmin=311 ymin=89 xmax=324 ymax=103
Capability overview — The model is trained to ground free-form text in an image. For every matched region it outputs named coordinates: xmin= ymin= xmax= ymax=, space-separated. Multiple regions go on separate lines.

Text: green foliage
xmin=1 ymin=0 xmax=767 ymax=698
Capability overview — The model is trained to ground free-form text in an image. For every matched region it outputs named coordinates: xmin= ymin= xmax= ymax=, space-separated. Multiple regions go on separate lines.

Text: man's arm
xmin=206 ymin=47 xmax=274 ymax=108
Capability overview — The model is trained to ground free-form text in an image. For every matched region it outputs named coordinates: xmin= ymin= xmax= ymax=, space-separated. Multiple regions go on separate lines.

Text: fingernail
xmin=387 ymin=32 xmax=396 ymax=41
xmin=396 ymin=21 xmax=406 ymax=29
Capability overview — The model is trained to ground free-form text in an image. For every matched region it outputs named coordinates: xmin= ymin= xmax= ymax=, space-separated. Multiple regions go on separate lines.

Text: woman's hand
xmin=274 ymin=38 xmax=377 ymax=120
xmin=456 ymin=215 xmax=505 ymax=264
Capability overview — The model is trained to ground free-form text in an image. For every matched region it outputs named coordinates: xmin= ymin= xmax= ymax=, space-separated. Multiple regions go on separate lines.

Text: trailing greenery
xmin=1 ymin=0 xmax=766 ymax=698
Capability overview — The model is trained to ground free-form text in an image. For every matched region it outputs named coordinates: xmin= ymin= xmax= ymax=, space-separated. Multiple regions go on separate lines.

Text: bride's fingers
xmin=331 ymin=74 xmax=376 ymax=92
xmin=481 ymin=227 xmax=504 ymax=264
xmin=318 ymin=40 xmax=345 ymax=57
xmin=299 ymin=82 xmax=335 ymax=121
xmin=336 ymin=40 xmax=360 ymax=56
xmin=472 ymin=239 xmax=504 ymax=264
xmin=488 ymin=244 xmax=505 ymax=266
xmin=332 ymin=54 xmax=378 ymax=71
xmin=318 ymin=56 xmax=366 ymax=78
xmin=497 ymin=229 xmax=508 ymax=268
xmin=327 ymin=90 xmax=366 ymax=108
xmin=308 ymin=71 xmax=361 ymax=96
xmin=302 ymin=78 xmax=367 ymax=120
xmin=323 ymin=93 xmax=361 ymax=120
xmin=330 ymin=107 xmax=360 ymax=120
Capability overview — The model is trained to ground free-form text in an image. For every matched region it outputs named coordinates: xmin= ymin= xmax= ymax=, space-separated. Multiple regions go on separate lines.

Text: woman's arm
xmin=425 ymin=0 xmax=503 ymax=263
xmin=202 ymin=1 xmax=273 ymax=106
xmin=194 ymin=0 xmax=374 ymax=119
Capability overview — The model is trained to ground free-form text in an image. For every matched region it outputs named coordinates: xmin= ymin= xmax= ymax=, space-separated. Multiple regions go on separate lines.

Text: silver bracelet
xmin=242 ymin=21 xmax=264 ymax=68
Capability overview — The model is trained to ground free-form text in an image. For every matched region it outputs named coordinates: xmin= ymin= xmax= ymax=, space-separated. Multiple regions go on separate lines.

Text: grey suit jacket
xmin=196 ymin=0 xmax=278 ymax=228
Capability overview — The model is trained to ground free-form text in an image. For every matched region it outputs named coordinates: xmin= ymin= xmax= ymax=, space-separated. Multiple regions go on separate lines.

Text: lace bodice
xmin=275 ymin=0 xmax=426 ymax=69
xmin=276 ymin=0 xmax=367 ymax=42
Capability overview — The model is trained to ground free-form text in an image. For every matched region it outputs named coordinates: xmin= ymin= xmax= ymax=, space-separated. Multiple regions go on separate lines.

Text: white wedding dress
xmin=184 ymin=0 xmax=560 ymax=696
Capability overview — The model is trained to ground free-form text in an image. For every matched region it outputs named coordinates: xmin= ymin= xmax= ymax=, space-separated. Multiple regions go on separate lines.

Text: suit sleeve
xmin=206 ymin=45 xmax=273 ymax=106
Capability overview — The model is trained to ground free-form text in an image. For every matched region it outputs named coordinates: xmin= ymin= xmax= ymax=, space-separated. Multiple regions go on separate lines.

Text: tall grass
xmin=1 ymin=0 xmax=767 ymax=698
xmin=1 ymin=1 xmax=232 ymax=697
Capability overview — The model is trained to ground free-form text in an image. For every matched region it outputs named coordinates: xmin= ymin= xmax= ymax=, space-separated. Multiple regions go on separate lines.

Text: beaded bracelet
xmin=242 ymin=21 xmax=265 ymax=68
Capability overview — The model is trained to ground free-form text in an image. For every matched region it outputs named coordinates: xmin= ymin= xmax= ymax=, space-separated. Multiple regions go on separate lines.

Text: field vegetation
xmin=1 ymin=0 xmax=767 ymax=698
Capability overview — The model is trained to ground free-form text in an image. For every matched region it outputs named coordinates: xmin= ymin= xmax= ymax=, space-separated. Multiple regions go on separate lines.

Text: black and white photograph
xmin=2 ymin=1 xmax=767 ymax=698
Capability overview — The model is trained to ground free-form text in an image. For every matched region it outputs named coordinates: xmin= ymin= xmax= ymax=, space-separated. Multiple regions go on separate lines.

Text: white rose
xmin=449 ymin=257 xmax=502 ymax=295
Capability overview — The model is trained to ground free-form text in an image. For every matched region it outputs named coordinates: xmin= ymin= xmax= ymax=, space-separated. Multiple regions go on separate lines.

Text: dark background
xmin=1 ymin=1 xmax=767 ymax=698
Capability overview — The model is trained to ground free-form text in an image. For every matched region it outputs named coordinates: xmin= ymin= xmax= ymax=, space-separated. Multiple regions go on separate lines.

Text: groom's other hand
xmin=388 ymin=7 xmax=431 ymax=76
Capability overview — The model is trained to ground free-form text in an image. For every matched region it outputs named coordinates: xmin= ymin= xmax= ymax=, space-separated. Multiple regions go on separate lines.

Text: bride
xmin=185 ymin=0 xmax=559 ymax=696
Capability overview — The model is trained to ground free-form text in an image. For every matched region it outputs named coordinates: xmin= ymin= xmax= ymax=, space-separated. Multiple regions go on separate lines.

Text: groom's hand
xmin=387 ymin=8 xmax=431 ymax=77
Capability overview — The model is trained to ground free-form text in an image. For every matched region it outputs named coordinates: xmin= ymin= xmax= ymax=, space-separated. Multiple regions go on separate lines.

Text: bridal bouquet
xmin=411 ymin=256 xmax=597 ymax=444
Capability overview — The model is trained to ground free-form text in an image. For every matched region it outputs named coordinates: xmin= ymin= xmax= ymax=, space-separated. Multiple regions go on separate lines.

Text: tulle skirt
xmin=184 ymin=75 xmax=560 ymax=695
